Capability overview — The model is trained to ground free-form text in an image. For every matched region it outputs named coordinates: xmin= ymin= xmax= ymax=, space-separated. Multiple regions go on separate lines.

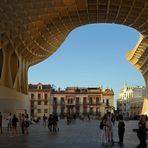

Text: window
xmin=106 ymin=99 xmax=109 ymax=105
xmin=53 ymin=97 xmax=57 ymax=104
xmin=38 ymin=101 xmax=41 ymax=105
xmin=31 ymin=93 xmax=34 ymax=99
xmin=31 ymin=102 xmax=34 ymax=107
xmin=44 ymin=101 xmax=48 ymax=105
xmin=45 ymin=93 xmax=48 ymax=99
xmin=83 ymin=97 xmax=87 ymax=104
xmin=38 ymin=94 xmax=41 ymax=99
xmin=71 ymin=99 xmax=73 ymax=104
xmin=61 ymin=97 xmax=65 ymax=105
xmin=44 ymin=109 xmax=48 ymax=113
xmin=96 ymin=97 xmax=100 ymax=104
xmin=76 ymin=97 xmax=79 ymax=105
xmin=67 ymin=98 xmax=73 ymax=104
xmin=89 ymin=97 xmax=92 ymax=104
xmin=68 ymin=99 xmax=70 ymax=104
xmin=38 ymin=109 xmax=41 ymax=113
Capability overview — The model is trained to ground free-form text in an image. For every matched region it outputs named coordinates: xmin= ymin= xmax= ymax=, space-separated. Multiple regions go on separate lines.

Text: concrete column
xmin=144 ymin=76 xmax=148 ymax=98
xmin=141 ymin=73 xmax=148 ymax=115
xmin=0 ymin=50 xmax=29 ymax=114
xmin=1 ymin=49 xmax=13 ymax=88
xmin=0 ymin=85 xmax=29 ymax=115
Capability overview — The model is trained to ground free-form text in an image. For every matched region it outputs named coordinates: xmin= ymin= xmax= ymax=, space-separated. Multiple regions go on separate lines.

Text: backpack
xmin=100 ymin=121 xmax=103 ymax=130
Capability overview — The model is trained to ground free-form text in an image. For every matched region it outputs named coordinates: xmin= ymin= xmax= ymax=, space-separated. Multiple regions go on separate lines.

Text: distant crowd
xmin=0 ymin=111 xmax=147 ymax=148
xmin=0 ymin=112 xmax=30 ymax=136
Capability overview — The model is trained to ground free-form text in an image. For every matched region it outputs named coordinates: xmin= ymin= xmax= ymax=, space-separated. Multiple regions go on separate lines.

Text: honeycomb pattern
xmin=0 ymin=0 xmax=147 ymax=94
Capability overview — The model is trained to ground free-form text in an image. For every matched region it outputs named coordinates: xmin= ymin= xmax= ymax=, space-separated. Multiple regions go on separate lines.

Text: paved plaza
xmin=0 ymin=119 xmax=147 ymax=148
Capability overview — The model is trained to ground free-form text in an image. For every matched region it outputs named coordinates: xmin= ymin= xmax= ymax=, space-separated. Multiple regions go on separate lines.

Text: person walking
xmin=118 ymin=114 xmax=125 ymax=145
xmin=100 ymin=114 xmax=107 ymax=145
xmin=106 ymin=112 xmax=113 ymax=144
xmin=24 ymin=114 xmax=29 ymax=135
xmin=20 ymin=114 xmax=25 ymax=134
xmin=12 ymin=114 xmax=18 ymax=136
xmin=136 ymin=115 xmax=147 ymax=148
xmin=48 ymin=114 xmax=53 ymax=132
xmin=43 ymin=114 xmax=47 ymax=127
xmin=7 ymin=113 xmax=12 ymax=133
xmin=52 ymin=114 xmax=59 ymax=132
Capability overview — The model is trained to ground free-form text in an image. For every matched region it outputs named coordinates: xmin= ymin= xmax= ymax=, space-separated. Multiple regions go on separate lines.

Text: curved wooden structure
xmin=0 ymin=0 xmax=147 ymax=113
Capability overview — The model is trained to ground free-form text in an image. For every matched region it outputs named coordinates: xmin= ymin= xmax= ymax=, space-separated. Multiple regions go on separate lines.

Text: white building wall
xmin=118 ymin=84 xmax=146 ymax=117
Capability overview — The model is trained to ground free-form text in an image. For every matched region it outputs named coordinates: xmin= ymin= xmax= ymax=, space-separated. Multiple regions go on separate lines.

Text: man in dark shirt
xmin=136 ymin=115 xmax=147 ymax=148
xmin=118 ymin=114 xmax=125 ymax=145
xmin=0 ymin=112 xmax=3 ymax=134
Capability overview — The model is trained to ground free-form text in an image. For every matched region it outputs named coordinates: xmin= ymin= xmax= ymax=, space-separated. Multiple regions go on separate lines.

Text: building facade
xmin=29 ymin=83 xmax=52 ymax=119
xmin=29 ymin=84 xmax=114 ymax=119
xmin=117 ymin=83 xmax=146 ymax=119
xmin=50 ymin=87 xmax=114 ymax=118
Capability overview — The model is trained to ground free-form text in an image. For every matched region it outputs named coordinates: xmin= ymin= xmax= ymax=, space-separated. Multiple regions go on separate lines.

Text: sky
xmin=28 ymin=23 xmax=145 ymax=100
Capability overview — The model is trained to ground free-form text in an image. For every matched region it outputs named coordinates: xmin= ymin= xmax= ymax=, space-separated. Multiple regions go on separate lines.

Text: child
xmin=118 ymin=114 xmax=125 ymax=145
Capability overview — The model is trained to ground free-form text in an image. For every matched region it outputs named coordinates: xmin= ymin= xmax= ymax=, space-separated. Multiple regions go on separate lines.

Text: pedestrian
xmin=0 ymin=112 xmax=3 ymax=134
xmin=66 ymin=114 xmax=71 ymax=125
xmin=24 ymin=114 xmax=29 ymax=135
xmin=12 ymin=114 xmax=18 ymax=136
xmin=43 ymin=114 xmax=47 ymax=127
xmin=136 ymin=115 xmax=147 ymax=148
xmin=7 ymin=113 xmax=12 ymax=133
xmin=87 ymin=114 xmax=90 ymax=120
xmin=100 ymin=114 xmax=107 ymax=145
xmin=118 ymin=114 xmax=125 ymax=145
xmin=52 ymin=114 xmax=59 ymax=132
xmin=106 ymin=112 xmax=114 ymax=144
xmin=48 ymin=114 xmax=53 ymax=132
xmin=19 ymin=113 xmax=26 ymax=134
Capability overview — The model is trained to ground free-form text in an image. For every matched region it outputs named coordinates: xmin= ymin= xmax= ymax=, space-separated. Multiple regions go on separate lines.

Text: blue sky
xmin=28 ymin=24 xmax=145 ymax=99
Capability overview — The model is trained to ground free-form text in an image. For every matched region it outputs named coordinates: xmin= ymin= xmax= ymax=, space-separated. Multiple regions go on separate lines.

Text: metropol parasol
xmin=0 ymin=0 xmax=147 ymax=114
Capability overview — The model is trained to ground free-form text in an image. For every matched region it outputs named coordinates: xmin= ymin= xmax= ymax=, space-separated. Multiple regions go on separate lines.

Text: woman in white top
xmin=106 ymin=112 xmax=113 ymax=144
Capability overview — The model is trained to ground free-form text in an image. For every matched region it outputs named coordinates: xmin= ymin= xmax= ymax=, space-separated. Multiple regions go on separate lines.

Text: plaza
xmin=0 ymin=0 xmax=147 ymax=116
xmin=0 ymin=1 xmax=148 ymax=147
xmin=0 ymin=119 xmax=147 ymax=148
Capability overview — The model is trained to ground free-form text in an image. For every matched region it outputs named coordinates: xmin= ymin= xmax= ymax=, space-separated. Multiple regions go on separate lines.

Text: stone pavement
xmin=0 ymin=120 xmax=147 ymax=148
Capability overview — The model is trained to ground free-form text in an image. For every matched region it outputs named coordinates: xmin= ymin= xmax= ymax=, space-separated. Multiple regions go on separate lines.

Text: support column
xmin=144 ymin=75 xmax=148 ymax=98
xmin=141 ymin=73 xmax=148 ymax=115
xmin=1 ymin=49 xmax=13 ymax=88
xmin=0 ymin=45 xmax=30 ymax=115
xmin=0 ymin=85 xmax=29 ymax=115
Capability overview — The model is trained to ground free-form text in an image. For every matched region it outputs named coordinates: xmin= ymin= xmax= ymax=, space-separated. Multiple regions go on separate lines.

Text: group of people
xmin=0 ymin=111 xmax=147 ymax=147
xmin=100 ymin=112 xmax=147 ymax=148
xmin=0 ymin=112 xmax=30 ymax=136
xmin=42 ymin=114 xmax=59 ymax=132
xmin=100 ymin=112 xmax=117 ymax=145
